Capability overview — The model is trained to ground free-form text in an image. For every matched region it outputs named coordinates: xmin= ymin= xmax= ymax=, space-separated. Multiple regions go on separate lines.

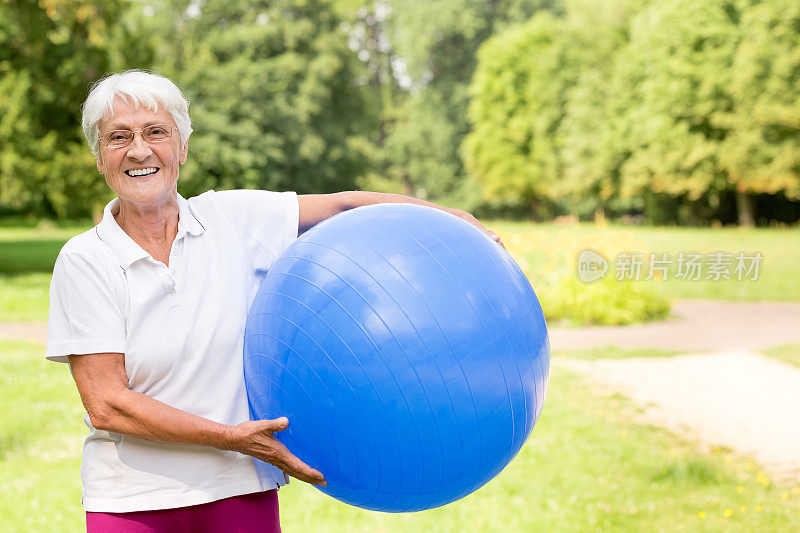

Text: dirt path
xmin=0 ymin=321 xmax=47 ymax=344
xmin=558 ymin=351 xmax=800 ymax=481
xmin=549 ymin=300 xmax=800 ymax=352
xmin=548 ymin=300 xmax=800 ymax=481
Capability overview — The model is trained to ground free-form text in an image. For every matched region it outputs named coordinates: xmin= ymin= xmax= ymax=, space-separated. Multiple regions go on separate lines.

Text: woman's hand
xmin=446 ymin=208 xmax=506 ymax=249
xmin=225 ymin=417 xmax=326 ymax=486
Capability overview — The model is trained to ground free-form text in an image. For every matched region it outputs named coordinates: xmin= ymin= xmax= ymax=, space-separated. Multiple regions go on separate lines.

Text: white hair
xmin=81 ymin=70 xmax=193 ymax=156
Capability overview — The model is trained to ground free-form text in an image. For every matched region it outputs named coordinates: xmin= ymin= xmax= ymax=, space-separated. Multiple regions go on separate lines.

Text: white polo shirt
xmin=45 ymin=189 xmax=298 ymax=513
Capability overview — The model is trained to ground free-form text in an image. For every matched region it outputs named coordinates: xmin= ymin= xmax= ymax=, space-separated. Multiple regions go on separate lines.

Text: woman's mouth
xmin=125 ymin=167 xmax=159 ymax=177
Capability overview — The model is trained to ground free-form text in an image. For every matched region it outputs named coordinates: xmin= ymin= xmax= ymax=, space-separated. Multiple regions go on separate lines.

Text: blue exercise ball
xmin=244 ymin=204 xmax=550 ymax=512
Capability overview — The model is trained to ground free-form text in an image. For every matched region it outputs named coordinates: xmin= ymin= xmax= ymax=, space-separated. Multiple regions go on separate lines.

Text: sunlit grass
xmin=279 ymin=352 xmax=800 ymax=532
xmin=0 ymin=223 xmax=91 ymax=321
xmin=0 ymin=340 xmax=84 ymax=532
xmin=1 ymin=222 xmax=798 ymax=324
xmin=553 ymin=346 xmax=685 ymax=360
xmin=491 ymin=221 xmax=800 ymax=304
xmin=763 ymin=343 xmax=800 ymax=368
xmin=0 ymin=273 xmax=53 ymax=321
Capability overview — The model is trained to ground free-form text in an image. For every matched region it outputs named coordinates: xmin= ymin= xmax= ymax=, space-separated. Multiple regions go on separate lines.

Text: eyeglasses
xmin=101 ymin=125 xmax=175 ymax=149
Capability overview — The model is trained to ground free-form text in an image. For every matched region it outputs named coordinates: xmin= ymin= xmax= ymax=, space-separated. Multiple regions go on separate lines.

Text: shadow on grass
xmin=0 ymin=239 xmax=69 ymax=275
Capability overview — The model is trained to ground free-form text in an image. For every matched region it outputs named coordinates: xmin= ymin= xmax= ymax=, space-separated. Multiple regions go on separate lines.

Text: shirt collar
xmin=177 ymin=193 xmax=206 ymax=237
xmin=96 ymin=193 xmax=206 ymax=270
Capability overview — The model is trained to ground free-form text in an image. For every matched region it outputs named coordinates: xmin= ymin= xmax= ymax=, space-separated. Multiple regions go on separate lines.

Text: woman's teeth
xmin=126 ymin=167 xmax=158 ymax=177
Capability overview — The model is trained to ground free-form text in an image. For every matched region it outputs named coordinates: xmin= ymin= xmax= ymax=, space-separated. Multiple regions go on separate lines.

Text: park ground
xmin=1 ymin=221 xmax=799 ymax=531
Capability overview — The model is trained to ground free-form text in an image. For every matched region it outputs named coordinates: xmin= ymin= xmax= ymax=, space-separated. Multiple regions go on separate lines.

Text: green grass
xmin=5 ymin=341 xmax=797 ymax=532
xmin=553 ymin=346 xmax=685 ymax=360
xmin=0 ymin=221 xmax=798 ymax=323
xmin=0 ymin=340 xmax=85 ymax=531
xmin=492 ymin=222 xmax=800 ymax=303
xmin=0 ymin=223 xmax=91 ymax=321
xmin=763 ymin=343 xmax=800 ymax=368
xmin=0 ymin=273 xmax=53 ymax=321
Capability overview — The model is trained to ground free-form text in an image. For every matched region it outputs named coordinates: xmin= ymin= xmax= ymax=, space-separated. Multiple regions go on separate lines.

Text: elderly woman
xmin=45 ymin=70 xmax=502 ymax=532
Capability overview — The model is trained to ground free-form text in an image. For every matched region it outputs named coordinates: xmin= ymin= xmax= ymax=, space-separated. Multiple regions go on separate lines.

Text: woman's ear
xmin=179 ymin=141 xmax=189 ymax=165
xmin=96 ymin=155 xmax=104 ymax=174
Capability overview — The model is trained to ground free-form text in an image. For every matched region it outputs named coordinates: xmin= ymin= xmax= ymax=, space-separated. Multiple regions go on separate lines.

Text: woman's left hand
xmin=446 ymin=208 xmax=505 ymax=249
xmin=225 ymin=417 xmax=327 ymax=486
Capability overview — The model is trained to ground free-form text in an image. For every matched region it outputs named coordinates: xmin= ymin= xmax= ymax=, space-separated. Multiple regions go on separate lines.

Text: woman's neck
xmin=114 ymin=194 xmax=180 ymax=266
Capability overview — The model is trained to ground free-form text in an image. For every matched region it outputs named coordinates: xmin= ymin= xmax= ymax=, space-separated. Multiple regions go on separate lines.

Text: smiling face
xmin=96 ymin=98 xmax=188 ymax=210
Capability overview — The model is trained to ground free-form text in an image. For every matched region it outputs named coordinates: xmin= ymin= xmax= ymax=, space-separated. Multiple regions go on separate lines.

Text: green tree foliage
xmin=466 ymin=0 xmax=800 ymax=224
xmin=464 ymin=1 xmax=650 ymax=216
xmin=0 ymin=0 xmax=151 ymax=218
xmin=463 ymin=13 xmax=569 ymax=213
xmin=723 ymin=0 xmax=800 ymax=201
xmin=382 ymin=0 xmax=560 ymax=207
xmin=615 ymin=0 xmax=744 ymax=204
xmin=148 ymin=0 xmax=373 ymax=197
xmin=557 ymin=0 xmax=651 ymax=217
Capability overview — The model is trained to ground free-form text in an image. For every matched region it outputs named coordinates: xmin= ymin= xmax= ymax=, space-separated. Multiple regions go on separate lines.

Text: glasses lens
xmin=105 ymin=130 xmax=134 ymax=147
xmin=144 ymin=125 xmax=172 ymax=142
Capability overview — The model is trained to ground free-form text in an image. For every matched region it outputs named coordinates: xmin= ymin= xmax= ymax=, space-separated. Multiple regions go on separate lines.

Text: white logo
xmin=578 ymin=250 xmax=608 ymax=283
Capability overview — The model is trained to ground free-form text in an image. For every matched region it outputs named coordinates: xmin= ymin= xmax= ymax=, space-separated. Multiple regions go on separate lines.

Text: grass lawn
xmin=0 ymin=339 xmax=85 ymax=531
xmin=492 ymin=222 xmax=800 ymax=303
xmin=3 ymin=341 xmax=798 ymax=532
xmin=553 ymin=346 xmax=685 ymax=360
xmin=0 ymin=224 xmax=91 ymax=321
xmin=2 ymin=221 xmax=798 ymax=323
xmin=763 ymin=343 xmax=800 ymax=368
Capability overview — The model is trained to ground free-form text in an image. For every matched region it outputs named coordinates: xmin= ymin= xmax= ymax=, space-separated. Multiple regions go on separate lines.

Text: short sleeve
xmin=209 ymin=190 xmax=299 ymax=271
xmin=45 ymin=251 xmax=127 ymax=363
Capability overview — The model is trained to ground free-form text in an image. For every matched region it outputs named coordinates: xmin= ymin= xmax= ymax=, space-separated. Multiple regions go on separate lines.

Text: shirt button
xmin=169 ymin=289 xmax=176 ymax=295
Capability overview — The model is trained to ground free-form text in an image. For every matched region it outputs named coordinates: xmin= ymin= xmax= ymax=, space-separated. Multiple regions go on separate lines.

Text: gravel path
xmin=0 ymin=321 xmax=47 ymax=344
xmin=549 ymin=299 xmax=800 ymax=352
xmin=558 ymin=352 xmax=800 ymax=481
xmin=549 ymin=299 xmax=800 ymax=481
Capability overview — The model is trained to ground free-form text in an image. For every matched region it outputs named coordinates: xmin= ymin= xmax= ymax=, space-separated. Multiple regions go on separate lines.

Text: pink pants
xmin=86 ymin=490 xmax=280 ymax=533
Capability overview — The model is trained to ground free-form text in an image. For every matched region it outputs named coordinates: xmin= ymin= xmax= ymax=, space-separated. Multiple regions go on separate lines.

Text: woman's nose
xmin=126 ymin=134 xmax=153 ymax=160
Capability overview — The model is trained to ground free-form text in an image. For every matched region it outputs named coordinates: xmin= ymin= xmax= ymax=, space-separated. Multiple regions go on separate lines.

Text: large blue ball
xmin=244 ymin=204 xmax=550 ymax=512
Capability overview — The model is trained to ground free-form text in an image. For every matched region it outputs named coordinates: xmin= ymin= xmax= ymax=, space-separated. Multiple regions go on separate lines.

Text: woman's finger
xmin=258 ymin=417 xmax=289 ymax=433
xmin=273 ymin=447 xmax=326 ymax=486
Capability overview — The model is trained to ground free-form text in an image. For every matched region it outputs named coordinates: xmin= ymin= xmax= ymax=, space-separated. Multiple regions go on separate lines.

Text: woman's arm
xmin=298 ymin=191 xmax=505 ymax=248
xmin=68 ymin=353 xmax=326 ymax=486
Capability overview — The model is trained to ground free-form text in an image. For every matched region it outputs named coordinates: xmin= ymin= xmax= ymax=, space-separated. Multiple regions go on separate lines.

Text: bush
xmin=500 ymin=225 xmax=671 ymax=326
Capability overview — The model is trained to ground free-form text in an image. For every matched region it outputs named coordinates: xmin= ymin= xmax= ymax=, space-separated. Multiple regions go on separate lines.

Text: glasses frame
xmin=100 ymin=124 xmax=176 ymax=150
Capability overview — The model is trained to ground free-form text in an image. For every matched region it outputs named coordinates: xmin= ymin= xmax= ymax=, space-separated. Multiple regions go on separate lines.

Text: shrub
xmin=500 ymin=225 xmax=671 ymax=326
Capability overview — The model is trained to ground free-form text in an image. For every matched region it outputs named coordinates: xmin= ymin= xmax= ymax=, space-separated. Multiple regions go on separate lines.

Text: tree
xmin=613 ymin=0 xmax=753 ymax=224
xmin=383 ymin=0 xmax=561 ymax=207
xmin=0 ymin=0 xmax=152 ymax=218
xmin=557 ymin=0 xmax=652 ymax=219
xmin=722 ymin=0 xmax=800 ymax=220
xmin=463 ymin=13 xmax=571 ymax=215
xmin=147 ymin=0 xmax=373 ymax=198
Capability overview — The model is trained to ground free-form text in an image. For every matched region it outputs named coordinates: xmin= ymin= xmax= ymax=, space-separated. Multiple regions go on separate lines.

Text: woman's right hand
xmin=225 ymin=417 xmax=326 ymax=486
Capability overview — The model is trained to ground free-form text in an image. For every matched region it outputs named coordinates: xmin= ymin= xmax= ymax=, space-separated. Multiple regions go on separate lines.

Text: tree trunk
xmin=735 ymin=190 xmax=756 ymax=227
xmin=402 ymin=172 xmax=413 ymax=197
xmin=594 ymin=205 xmax=606 ymax=224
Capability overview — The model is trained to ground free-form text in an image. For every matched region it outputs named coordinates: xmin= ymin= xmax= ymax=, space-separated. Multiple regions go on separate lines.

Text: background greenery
xmin=1 ymin=0 xmax=799 ymax=226
xmin=2 ymin=2 xmax=800 ymax=529
xmin=3 ymin=223 xmax=798 ymax=325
